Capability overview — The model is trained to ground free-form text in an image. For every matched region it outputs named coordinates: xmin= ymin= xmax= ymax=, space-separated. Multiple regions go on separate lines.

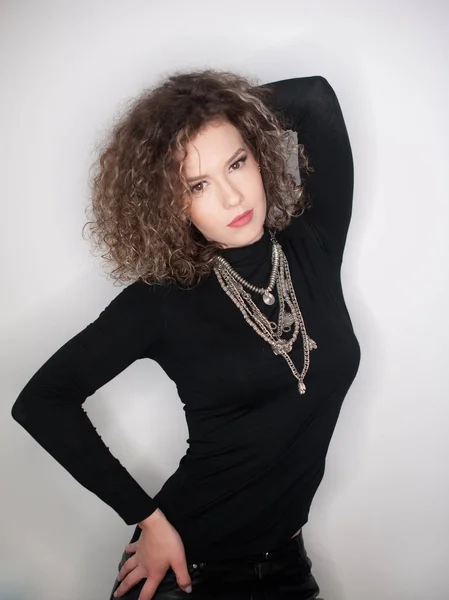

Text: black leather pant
xmin=109 ymin=530 xmax=323 ymax=599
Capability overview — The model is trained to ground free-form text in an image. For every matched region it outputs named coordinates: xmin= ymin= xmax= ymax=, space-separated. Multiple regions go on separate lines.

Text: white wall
xmin=1 ymin=1 xmax=448 ymax=598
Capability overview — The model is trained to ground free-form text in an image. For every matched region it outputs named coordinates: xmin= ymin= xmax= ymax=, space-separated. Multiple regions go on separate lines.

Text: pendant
xmin=282 ymin=312 xmax=295 ymax=332
xmin=273 ymin=339 xmax=286 ymax=355
xmin=263 ymin=291 xmax=275 ymax=305
xmin=298 ymin=381 xmax=306 ymax=394
xmin=308 ymin=336 xmax=318 ymax=350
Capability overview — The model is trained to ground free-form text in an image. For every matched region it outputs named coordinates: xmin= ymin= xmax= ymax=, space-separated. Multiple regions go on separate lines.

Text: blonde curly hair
xmin=82 ymin=68 xmax=312 ymax=288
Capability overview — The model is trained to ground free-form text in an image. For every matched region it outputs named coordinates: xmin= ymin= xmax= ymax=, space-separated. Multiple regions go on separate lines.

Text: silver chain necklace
xmin=214 ymin=231 xmax=317 ymax=394
xmin=216 ymin=241 xmax=280 ymax=306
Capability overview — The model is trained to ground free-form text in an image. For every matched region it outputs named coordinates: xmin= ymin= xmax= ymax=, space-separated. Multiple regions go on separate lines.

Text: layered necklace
xmin=214 ymin=230 xmax=317 ymax=395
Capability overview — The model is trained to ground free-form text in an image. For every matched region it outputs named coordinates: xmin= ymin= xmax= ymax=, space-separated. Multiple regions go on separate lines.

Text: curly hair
xmin=82 ymin=68 xmax=313 ymax=289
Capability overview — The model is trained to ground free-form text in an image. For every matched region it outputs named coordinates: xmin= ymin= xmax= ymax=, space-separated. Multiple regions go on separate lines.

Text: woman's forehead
xmin=184 ymin=123 xmax=245 ymax=168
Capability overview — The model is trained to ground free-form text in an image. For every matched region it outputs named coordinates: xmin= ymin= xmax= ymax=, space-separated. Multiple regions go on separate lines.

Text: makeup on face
xmin=227 ymin=209 xmax=254 ymax=228
xmin=183 ymin=120 xmax=266 ymax=247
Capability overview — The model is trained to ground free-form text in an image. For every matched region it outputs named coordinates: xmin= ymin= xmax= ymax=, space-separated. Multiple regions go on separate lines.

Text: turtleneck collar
xmin=218 ymin=227 xmax=272 ymax=268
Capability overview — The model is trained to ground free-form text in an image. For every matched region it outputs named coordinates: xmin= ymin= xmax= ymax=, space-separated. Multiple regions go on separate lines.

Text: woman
xmin=11 ymin=69 xmax=361 ymax=599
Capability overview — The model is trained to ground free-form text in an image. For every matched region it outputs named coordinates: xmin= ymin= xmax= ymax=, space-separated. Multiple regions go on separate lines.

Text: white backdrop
xmin=1 ymin=1 xmax=448 ymax=599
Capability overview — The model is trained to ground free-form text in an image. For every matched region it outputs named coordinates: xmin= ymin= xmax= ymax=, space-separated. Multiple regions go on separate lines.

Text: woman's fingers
xmin=113 ymin=564 xmax=146 ymax=597
xmin=114 ymin=517 xmax=192 ymax=598
xmin=137 ymin=574 xmax=166 ymax=600
xmin=117 ymin=553 xmax=138 ymax=582
xmin=171 ymin=556 xmax=193 ymax=593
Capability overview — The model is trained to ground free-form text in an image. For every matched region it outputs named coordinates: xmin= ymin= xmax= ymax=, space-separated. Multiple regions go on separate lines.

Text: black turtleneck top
xmin=11 ymin=76 xmax=361 ymax=564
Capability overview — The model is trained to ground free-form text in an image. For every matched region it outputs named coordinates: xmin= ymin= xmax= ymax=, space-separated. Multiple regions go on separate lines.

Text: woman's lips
xmin=227 ymin=209 xmax=254 ymax=227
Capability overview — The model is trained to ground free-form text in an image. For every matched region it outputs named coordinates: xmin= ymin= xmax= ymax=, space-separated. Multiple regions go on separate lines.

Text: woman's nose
xmin=219 ymin=179 xmax=243 ymax=208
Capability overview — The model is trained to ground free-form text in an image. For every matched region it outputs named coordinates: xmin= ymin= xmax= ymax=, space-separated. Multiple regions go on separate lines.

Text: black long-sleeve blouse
xmin=11 ymin=76 xmax=361 ymax=564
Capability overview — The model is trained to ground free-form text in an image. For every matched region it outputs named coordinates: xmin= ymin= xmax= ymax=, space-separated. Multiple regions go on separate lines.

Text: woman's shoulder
xmin=278 ymin=211 xmax=317 ymax=243
xmin=100 ymin=278 xmax=172 ymax=323
xmin=278 ymin=211 xmax=333 ymax=260
xmin=118 ymin=278 xmax=170 ymax=298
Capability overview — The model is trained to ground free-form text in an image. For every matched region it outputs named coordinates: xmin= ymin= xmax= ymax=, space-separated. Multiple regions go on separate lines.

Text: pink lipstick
xmin=228 ymin=209 xmax=254 ymax=228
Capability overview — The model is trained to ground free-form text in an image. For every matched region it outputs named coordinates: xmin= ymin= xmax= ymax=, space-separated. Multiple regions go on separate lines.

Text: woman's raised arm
xmin=261 ymin=75 xmax=355 ymax=262
xmin=11 ymin=280 xmax=163 ymax=525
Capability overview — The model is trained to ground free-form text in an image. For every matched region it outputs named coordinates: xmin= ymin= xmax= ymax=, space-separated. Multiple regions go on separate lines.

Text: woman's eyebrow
xmin=186 ymin=147 xmax=246 ymax=183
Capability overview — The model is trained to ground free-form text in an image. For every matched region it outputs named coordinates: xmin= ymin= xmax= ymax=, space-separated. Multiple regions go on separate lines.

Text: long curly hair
xmin=82 ymin=68 xmax=313 ymax=288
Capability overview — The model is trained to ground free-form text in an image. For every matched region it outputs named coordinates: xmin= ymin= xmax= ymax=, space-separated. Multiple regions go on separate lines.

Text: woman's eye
xmin=190 ymin=182 xmax=204 ymax=194
xmin=230 ymin=155 xmax=247 ymax=171
xmin=189 ymin=155 xmax=247 ymax=194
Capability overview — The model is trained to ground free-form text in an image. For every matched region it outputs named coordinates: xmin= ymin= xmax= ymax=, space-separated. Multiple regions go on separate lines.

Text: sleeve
xmin=261 ymin=75 xmax=355 ymax=262
xmin=11 ymin=280 xmax=163 ymax=526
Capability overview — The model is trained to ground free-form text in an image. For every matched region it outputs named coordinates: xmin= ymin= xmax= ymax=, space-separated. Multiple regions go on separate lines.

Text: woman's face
xmin=183 ymin=118 xmax=267 ymax=249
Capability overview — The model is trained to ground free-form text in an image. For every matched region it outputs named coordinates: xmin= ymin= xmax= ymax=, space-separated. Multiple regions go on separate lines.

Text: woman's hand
xmin=113 ymin=508 xmax=193 ymax=599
